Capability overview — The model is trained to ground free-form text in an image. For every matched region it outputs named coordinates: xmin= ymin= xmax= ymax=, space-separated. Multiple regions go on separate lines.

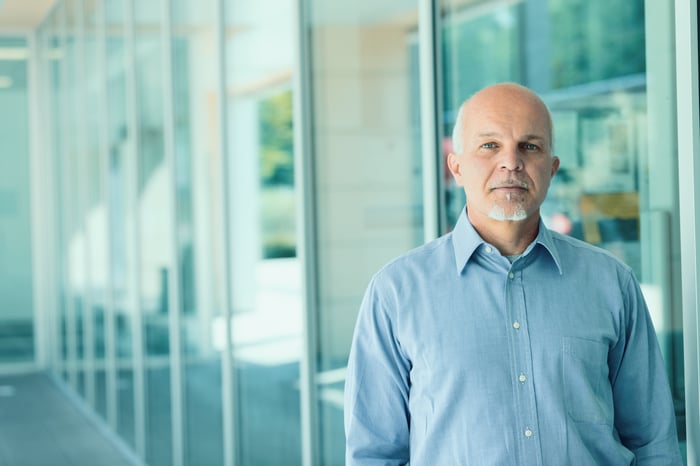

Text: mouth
xmin=489 ymin=179 xmax=528 ymax=192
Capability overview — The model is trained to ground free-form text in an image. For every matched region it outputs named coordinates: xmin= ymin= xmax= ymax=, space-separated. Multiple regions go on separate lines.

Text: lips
xmin=489 ymin=179 xmax=528 ymax=190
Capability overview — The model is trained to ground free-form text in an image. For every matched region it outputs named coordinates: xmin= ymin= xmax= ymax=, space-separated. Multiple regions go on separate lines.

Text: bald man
xmin=344 ymin=83 xmax=682 ymax=465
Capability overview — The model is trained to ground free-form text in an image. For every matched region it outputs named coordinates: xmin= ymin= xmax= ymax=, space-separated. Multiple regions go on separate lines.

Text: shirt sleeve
xmin=608 ymin=271 xmax=684 ymax=465
xmin=344 ymin=274 xmax=411 ymax=466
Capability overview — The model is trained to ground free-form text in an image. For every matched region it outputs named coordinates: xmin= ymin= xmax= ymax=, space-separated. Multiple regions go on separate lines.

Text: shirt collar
xmin=451 ymin=207 xmax=563 ymax=275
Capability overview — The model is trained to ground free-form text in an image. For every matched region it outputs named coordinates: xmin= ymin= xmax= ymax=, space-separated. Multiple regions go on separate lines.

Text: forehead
xmin=462 ymin=88 xmax=551 ymax=141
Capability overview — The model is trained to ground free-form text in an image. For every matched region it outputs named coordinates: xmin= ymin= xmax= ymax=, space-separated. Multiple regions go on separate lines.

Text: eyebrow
xmin=476 ymin=132 xmax=547 ymax=142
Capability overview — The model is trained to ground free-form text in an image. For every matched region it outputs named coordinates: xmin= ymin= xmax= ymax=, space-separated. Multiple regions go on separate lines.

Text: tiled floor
xmin=0 ymin=372 xmax=138 ymax=466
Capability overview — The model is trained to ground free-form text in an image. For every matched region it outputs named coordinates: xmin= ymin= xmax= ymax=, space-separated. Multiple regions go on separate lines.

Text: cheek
xmin=462 ymin=167 xmax=490 ymax=191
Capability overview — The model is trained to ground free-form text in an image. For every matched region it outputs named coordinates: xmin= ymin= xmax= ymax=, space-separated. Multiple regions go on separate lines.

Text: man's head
xmin=447 ymin=82 xmax=560 ymax=227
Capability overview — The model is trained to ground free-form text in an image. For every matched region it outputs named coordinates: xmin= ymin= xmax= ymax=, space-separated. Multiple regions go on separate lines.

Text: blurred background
xmin=0 ymin=0 xmax=697 ymax=464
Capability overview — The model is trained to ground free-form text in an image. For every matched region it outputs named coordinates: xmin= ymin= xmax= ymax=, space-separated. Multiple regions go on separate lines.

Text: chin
xmin=488 ymin=205 xmax=528 ymax=222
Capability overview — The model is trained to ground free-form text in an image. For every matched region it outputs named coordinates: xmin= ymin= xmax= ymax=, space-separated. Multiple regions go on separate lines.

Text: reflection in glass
xmin=133 ymin=2 xmax=173 ymax=464
xmin=62 ymin=5 xmax=86 ymax=397
xmin=104 ymin=0 xmax=136 ymax=448
xmin=440 ymin=0 xmax=685 ymax=455
xmin=0 ymin=37 xmax=33 ymax=364
xmin=46 ymin=9 xmax=71 ymax=383
xmin=32 ymin=0 xmax=688 ymax=464
xmin=307 ymin=1 xmax=425 ymax=463
xmin=225 ymin=0 xmax=303 ymax=463
xmin=172 ymin=0 xmax=226 ymax=464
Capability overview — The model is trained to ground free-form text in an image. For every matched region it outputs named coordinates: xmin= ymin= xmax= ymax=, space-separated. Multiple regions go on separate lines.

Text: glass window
xmin=132 ymin=2 xmax=174 ymax=464
xmin=31 ymin=0 xmax=694 ymax=464
xmin=46 ymin=7 xmax=71 ymax=384
xmin=171 ymin=0 xmax=226 ymax=464
xmin=104 ymin=0 xmax=137 ymax=448
xmin=440 ymin=0 xmax=685 ymax=457
xmin=62 ymin=0 xmax=86 ymax=396
xmin=0 ymin=36 xmax=33 ymax=364
xmin=306 ymin=2 xmax=425 ymax=463
xmin=82 ymin=0 xmax=109 ymax=420
xmin=224 ymin=0 xmax=303 ymax=464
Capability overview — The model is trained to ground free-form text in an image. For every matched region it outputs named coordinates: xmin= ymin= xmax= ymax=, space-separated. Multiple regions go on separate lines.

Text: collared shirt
xmin=344 ymin=208 xmax=682 ymax=466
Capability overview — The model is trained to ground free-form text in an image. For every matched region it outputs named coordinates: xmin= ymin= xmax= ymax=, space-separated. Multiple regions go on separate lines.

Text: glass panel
xmin=63 ymin=0 xmax=85 ymax=395
xmin=0 ymin=36 xmax=33 ymax=364
xmin=224 ymin=1 xmax=303 ymax=464
xmin=83 ymin=0 xmax=108 ymax=418
xmin=46 ymin=7 xmax=70 ymax=382
xmin=104 ymin=0 xmax=136 ymax=447
xmin=307 ymin=1 xmax=424 ymax=463
xmin=440 ymin=0 xmax=685 ymax=457
xmin=171 ymin=1 xmax=225 ymax=465
xmin=133 ymin=2 xmax=173 ymax=464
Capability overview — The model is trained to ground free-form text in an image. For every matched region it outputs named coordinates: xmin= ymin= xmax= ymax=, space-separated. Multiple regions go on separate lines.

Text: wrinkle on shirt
xmin=345 ymin=207 xmax=682 ymax=466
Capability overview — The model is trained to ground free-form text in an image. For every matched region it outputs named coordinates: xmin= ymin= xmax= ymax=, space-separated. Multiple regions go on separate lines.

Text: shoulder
xmin=546 ymin=228 xmax=635 ymax=279
xmin=370 ymin=232 xmax=454 ymax=287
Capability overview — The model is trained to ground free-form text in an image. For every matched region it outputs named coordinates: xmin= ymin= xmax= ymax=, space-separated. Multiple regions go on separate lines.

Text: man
xmin=344 ymin=83 xmax=683 ymax=465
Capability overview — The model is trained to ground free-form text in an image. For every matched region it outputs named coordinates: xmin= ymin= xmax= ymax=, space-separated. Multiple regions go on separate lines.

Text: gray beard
xmin=488 ymin=203 xmax=527 ymax=221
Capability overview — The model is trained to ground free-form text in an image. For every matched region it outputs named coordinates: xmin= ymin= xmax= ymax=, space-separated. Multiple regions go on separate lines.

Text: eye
xmin=520 ymin=142 xmax=539 ymax=151
xmin=481 ymin=142 xmax=497 ymax=149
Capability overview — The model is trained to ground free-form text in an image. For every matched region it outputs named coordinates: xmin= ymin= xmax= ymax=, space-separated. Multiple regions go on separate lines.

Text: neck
xmin=467 ymin=209 xmax=540 ymax=256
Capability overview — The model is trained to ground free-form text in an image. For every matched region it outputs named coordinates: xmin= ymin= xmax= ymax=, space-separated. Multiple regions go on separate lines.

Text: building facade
xmin=1 ymin=0 xmax=699 ymax=465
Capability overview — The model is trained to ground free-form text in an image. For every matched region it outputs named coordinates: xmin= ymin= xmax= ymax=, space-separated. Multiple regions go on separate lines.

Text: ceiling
xmin=0 ymin=0 xmax=56 ymax=30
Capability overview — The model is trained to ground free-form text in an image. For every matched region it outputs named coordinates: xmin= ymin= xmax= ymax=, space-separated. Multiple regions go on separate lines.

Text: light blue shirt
xmin=344 ymin=208 xmax=682 ymax=465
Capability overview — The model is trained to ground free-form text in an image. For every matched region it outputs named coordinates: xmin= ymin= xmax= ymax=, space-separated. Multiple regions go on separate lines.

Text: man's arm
xmin=344 ymin=276 xmax=411 ymax=466
xmin=609 ymin=272 xmax=683 ymax=465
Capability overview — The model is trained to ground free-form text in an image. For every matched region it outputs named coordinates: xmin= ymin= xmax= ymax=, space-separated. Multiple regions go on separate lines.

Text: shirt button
xmin=513 ymin=321 xmax=521 ymax=329
xmin=518 ymin=374 xmax=527 ymax=383
xmin=525 ymin=428 xmax=533 ymax=438
xmin=508 ymin=272 xmax=514 ymax=279
xmin=485 ymin=246 xmax=493 ymax=253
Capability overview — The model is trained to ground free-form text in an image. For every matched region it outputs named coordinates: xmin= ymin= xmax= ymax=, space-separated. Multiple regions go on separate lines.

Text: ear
xmin=447 ymin=152 xmax=464 ymax=186
xmin=550 ymin=155 xmax=560 ymax=178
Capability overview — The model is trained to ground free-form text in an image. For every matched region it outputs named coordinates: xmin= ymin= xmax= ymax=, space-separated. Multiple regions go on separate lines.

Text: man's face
xmin=447 ymin=86 xmax=560 ymax=224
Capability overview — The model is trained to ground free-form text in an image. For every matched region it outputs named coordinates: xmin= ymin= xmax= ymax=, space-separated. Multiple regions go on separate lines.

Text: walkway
xmin=0 ymin=372 xmax=137 ymax=466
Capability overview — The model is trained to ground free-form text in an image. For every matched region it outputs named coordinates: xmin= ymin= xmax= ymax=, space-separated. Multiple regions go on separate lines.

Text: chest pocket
xmin=562 ymin=336 xmax=613 ymax=425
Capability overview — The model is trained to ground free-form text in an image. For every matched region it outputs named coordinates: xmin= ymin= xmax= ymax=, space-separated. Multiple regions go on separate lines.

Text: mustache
xmin=489 ymin=178 xmax=529 ymax=190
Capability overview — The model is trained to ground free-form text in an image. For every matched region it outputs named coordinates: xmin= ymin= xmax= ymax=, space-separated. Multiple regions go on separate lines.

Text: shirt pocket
xmin=562 ymin=336 xmax=613 ymax=425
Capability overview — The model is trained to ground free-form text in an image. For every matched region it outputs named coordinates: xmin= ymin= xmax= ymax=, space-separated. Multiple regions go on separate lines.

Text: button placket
xmin=506 ymin=266 xmax=541 ymax=459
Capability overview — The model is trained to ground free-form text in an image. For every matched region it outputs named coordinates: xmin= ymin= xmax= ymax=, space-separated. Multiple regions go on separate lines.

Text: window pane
xmin=63 ymin=0 xmax=86 ymax=396
xmin=83 ymin=0 xmax=108 ymax=420
xmin=440 ymin=0 xmax=685 ymax=456
xmin=104 ymin=0 xmax=136 ymax=448
xmin=133 ymin=2 xmax=173 ymax=464
xmin=0 ymin=37 xmax=33 ymax=364
xmin=307 ymin=2 xmax=425 ymax=463
xmin=171 ymin=0 xmax=226 ymax=464
xmin=225 ymin=1 xmax=303 ymax=464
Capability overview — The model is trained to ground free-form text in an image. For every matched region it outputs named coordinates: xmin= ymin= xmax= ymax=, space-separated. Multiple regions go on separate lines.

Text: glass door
xmin=439 ymin=0 xmax=686 ymax=457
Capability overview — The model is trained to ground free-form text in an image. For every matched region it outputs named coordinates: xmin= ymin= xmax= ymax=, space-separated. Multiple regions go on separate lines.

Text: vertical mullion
xmin=47 ymin=16 xmax=65 ymax=377
xmin=58 ymin=0 xmax=78 ymax=390
xmin=215 ymin=1 xmax=237 ymax=464
xmin=28 ymin=29 xmax=50 ymax=371
xmin=75 ymin=0 xmax=97 ymax=411
xmin=124 ymin=0 xmax=147 ymax=457
xmin=293 ymin=0 xmax=319 ymax=464
xmin=97 ymin=0 xmax=119 ymax=431
xmin=161 ymin=0 xmax=185 ymax=464
xmin=676 ymin=0 xmax=700 ymax=463
xmin=418 ymin=0 xmax=445 ymax=242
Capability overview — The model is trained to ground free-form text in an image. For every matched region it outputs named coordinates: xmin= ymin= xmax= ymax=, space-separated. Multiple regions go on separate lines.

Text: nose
xmin=499 ymin=146 xmax=523 ymax=171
